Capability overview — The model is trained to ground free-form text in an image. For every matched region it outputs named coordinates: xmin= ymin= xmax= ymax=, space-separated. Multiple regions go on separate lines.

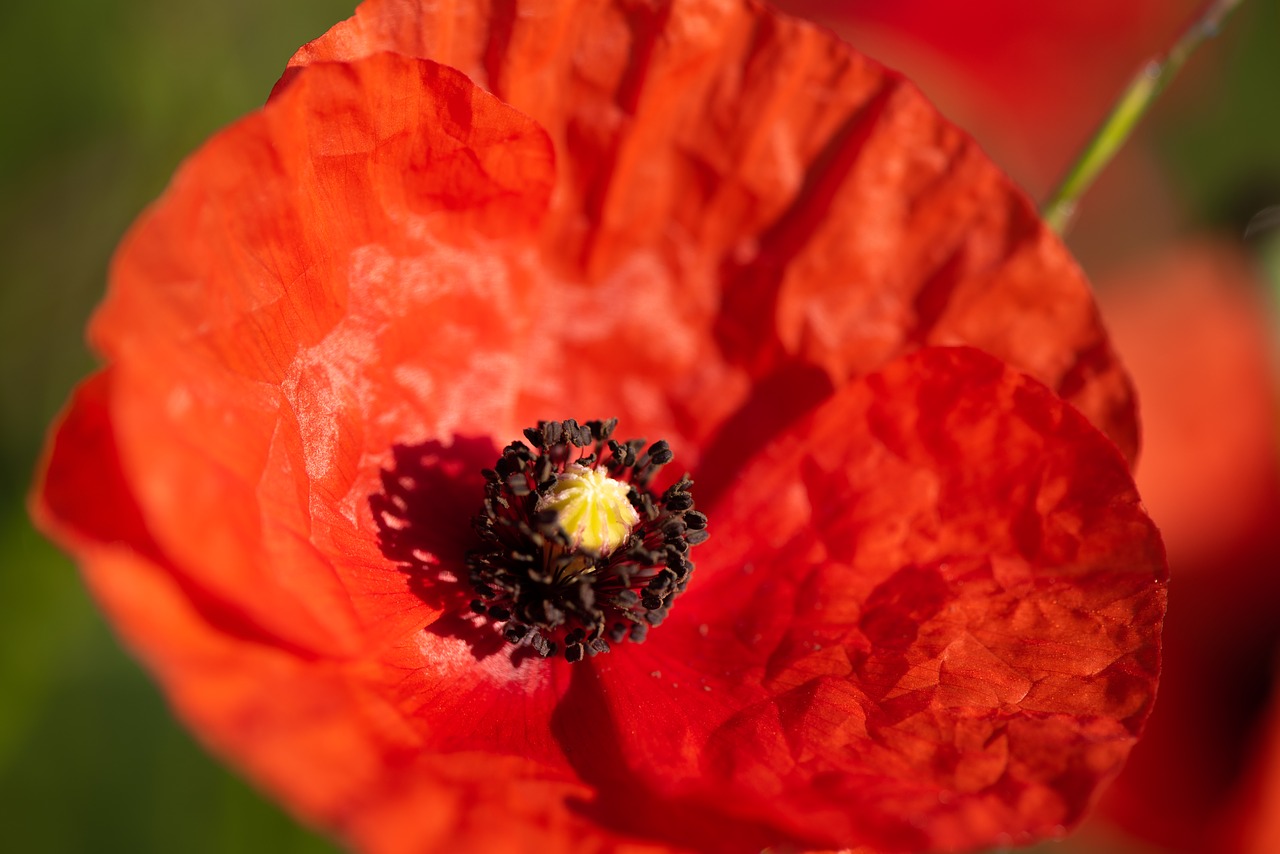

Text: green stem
xmin=1041 ymin=0 xmax=1245 ymax=233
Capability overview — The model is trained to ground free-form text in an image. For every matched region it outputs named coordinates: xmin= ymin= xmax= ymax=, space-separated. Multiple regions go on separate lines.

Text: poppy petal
xmin=581 ymin=346 xmax=1165 ymax=851
xmin=72 ymin=53 xmax=555 ymax=656
xmin=283 ymin=0 xmax=1140 ymax=464
xmin=34 ymin=373 xmax=649 ymax=853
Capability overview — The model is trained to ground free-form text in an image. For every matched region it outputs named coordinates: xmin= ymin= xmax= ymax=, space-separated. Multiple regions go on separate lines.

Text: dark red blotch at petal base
xmin=283 ymin=0 xmax=1141 ymax=467
xmin=31 ymin=1 xmax=1165 ymax=852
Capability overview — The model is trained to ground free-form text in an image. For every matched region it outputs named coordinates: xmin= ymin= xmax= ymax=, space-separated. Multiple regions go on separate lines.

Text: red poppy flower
xmin=773 ymin=0 xmax=1201 ymax=198
xmin=1090 ymin=242 xmax=1280 ymax=854
xmin=33 ymin=0 xmax=1165 ymax=851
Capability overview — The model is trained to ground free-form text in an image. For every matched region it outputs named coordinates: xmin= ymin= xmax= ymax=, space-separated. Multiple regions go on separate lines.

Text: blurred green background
xmin=0 ymin=1 xmax=1276 ymax=852
xmin=0 ymin=2 xmax=350 ymax=850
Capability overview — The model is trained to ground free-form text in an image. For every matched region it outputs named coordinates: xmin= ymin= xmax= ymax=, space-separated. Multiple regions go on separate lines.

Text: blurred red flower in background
xmin=33 ymin=0 xmax=1167 ymax=851
xmin=774 ymin=0 xmax=1202 ymax=198
xmin=1097 ymin=245 xmax=1280 ymax=854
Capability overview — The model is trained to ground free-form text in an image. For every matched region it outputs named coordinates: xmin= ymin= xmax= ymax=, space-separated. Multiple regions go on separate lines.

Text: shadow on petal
xmin=694 ymin=360 xmax=833 ymax=508
xmin=370 ymin=434 xmax=528 ymax=664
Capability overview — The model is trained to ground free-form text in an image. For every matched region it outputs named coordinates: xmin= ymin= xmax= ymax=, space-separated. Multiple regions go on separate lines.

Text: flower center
xmin=536 ymin=464 xmax=639 ymax=557
xmin=466 ymin=418 xmax=707 ymax=662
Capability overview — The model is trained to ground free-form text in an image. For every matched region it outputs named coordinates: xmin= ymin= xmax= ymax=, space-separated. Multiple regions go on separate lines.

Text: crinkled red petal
xmin=284 ymin=0 xmax=1140 ymax=465
xmin=35 ymin=372 xmax=662 ymax=853
xmin=34 ymin=51 xmax=714 ymax=853
xmin=580 ymin=347 xmax=1165 ymax=851
xmin=80 ymin=53 xmax=556 ymax=657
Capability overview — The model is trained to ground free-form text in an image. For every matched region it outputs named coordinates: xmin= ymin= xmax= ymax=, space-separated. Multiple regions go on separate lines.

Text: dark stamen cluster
xmin=466 ymin=418 xmax=707 ymax=662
